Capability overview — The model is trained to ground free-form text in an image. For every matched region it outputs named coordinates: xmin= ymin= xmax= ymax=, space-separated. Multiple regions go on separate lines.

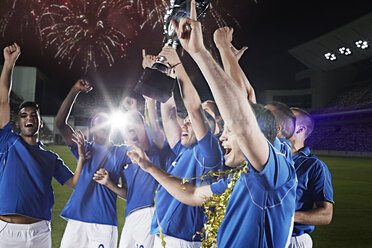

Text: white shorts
xmin=154 ymin=234 xmax=202 ymax=248
xmin=288 ymin=233 xmax=313 ymax=248
xmin=60 ymin=219 xmax=118 ymax=248
xmin=0 ymin=219 xmax=51 ymax=248
xmin=119 ymin=207 xmax=155 ymax=248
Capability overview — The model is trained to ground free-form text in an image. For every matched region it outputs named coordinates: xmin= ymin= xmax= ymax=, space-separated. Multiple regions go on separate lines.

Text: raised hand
xmin=170 ymin=0 xmax=205 ymax=55
xmin=127 ymin=144 xmax=151 ymax=171
xmin=73 ymin=79 xmax=92 ymax=93
xmin=122 ymin=96 xmax=138 ymax=111
xmin=213 ymin=27 xmax=233 ymax=49
xmin=214 ymin=27 xmax=248 ymax=61
xmin=93 ymin=168 xmax=110 ymax=186
xmin=142 ymin=49 xmax=157 ymax=69
xmin=231 ymin=45 xmax=248 ymax=61
xmin=3 ymin=43 xmax=21 ymax=68
xmin=72 ymin=130 xmax=86 ymax=159
xmin=158 ymin=46 xmax=181 ymax=68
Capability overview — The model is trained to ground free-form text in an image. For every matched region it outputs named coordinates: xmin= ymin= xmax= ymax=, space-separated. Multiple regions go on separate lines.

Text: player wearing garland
xmin=0 ymin=43 xmax=86 ymax=248
xmin=127 ymin=1 xmax=297 ymax=247
xmin=56 ymin=80 xmax=132 ymax=248
xmin=288 ymin=107 xmax=334 ymax=248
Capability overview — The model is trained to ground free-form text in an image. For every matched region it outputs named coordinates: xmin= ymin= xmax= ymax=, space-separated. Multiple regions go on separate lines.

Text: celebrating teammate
xmin=55 ymin=80 xmax=132 ymax=248
xmin=288 ymin=107 xmax=334 ymax=247
xmin=0 ymin=44 xmax=86 ymax=248
xmin=93 ymin=109 xmax=175 ymax=248
xmin=126 ymin=1 xmax=297 ymax=247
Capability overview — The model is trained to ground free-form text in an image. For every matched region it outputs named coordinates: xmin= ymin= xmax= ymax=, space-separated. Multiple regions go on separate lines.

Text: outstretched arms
xmin=160 ymin=93 xmax=182 ymax=148
xmin=127 ymin=144 xmax=212 ymax=206
xmin=171 ymin=0 xmax=269 ymax=171
xmin=55 ymin=79 xmax=92 ymax=146
xmin=0 ymin=43 xmax=21 ymax=128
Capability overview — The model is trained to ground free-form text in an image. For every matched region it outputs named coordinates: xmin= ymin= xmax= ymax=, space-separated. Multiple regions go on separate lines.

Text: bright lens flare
xmin=110 ymin=110 xmax=127 ymax=129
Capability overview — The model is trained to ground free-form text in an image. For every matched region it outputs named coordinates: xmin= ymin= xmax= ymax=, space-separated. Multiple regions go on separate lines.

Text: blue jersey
xmin=123 ymin=142 xmax=175 ymax=217
xmin=151 ymin=131 xmax=223 ymax=242
xmin=61 ymin=141 xmax=130 ymax=226
xmin=0 ymin=122 xmax=73 ymax=221
xmin=211 ymin=141 xmax=297 ymax=248
xmin=292 ymin=146 xmax=334 ymax=236
xmin=276 ymin=137 xmax=293 ymax=165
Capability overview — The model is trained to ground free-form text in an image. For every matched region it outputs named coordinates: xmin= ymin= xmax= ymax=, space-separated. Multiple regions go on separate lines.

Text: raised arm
xmin=55 ymin=79 xmax=92 ymax=146
xmin=64 ymin=130 xmax=87 ymax=189
xmin=159 ymin=46 xmax=210 ymax=141
xmin=93 ymin=168 xmax=128 ymax=199
xmin=127 ymin=144 xmax=212 ymax=206
xmin=0 ymin=43 xmax=21 ymax=128
xmin=160 ymin=93 xmax=182 ymax=148
xmin=172 ymin=0 xmax=269 ymax=171
xmin=144 ymin=96 xmax=165 ymax=149
xmin=214 ymin=27 xmax=256 ymax=103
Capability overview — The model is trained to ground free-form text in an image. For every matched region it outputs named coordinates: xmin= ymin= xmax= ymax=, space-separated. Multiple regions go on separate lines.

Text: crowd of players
xmin=0 ymin=1 xmax=334 ymax=247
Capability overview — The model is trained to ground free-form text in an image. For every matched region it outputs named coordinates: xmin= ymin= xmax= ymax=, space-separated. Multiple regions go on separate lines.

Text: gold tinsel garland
xmin=195 ymin=161 xmax=248 ymax=248
xmin=154 ymin=162 xmax=248 ymax=248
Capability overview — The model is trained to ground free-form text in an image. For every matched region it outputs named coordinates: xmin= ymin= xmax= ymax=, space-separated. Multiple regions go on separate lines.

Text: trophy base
xmin=134 ymin=68 xmax=176 ymax=103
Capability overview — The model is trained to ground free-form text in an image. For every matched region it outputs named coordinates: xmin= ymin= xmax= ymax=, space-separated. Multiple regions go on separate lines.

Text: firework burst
xmin=39 ymin=0 xmax=138 ymax=72
xmin=0 ymin=0 xmax=45 ymax=38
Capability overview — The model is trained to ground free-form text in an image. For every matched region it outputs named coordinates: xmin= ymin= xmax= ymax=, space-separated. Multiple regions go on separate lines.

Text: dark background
xmin=1 ymin=0 xmax=372 ymax=114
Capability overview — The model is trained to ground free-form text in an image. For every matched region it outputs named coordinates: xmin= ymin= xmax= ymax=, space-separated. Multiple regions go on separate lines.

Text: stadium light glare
xmin=339 ymin=47 xmax=352 ymax=56
xmin=110 ymin=110 xmax=127 ymax=129
xmin=324 ymin=52 xmax=337 ymax=61
xmin=355 ymin=40 xmax=369 ymax=50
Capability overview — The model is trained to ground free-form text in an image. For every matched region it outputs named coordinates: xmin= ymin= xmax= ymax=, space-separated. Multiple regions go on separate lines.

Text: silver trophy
xmin=135 ymin=0 xmax=212 ymax=102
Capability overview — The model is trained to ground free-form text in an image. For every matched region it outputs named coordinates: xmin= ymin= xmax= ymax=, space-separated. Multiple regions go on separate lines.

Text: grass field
xmin=47 ymin=145 xmax=372 ymax=248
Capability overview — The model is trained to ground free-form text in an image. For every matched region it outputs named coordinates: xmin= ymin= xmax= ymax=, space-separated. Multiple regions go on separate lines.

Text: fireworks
xmin=0 ymin=0 xmax=44 ymax=38
xmin=39 ymin=0 xmax=140 ymax=72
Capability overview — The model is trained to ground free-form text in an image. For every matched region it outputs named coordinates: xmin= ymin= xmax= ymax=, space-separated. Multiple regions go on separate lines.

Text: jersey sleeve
xmin=210 ymin=177 xmax=231 ymax=195
xmin=245 ymin=141 xmax=292 ymax=190
xmin=309 ymin=159 xmax=334 ymax=203
xmin=0 ymin=122 xmax=15 ymax=151
xmin=195 ymin=130 xmax=222 ymax=169
xmin=53 ymin=153 xmax=73 ymax=185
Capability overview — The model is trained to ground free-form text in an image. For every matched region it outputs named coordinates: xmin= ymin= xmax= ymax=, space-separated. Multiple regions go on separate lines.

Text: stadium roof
xmin=289 ymin=11 xmax=372 ymax=71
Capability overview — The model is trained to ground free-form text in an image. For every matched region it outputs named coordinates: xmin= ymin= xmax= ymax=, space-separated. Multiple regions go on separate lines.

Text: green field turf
xmin=47 ymin=145 xmax=372 ymax=247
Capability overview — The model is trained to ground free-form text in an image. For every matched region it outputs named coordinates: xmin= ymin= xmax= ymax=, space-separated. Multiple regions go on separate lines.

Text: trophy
xmin=135 ymin=0 xmax=212 ymax=103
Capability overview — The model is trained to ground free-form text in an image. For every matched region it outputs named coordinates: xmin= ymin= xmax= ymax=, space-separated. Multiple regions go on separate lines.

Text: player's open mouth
xmin=224 ymin=148 xmax=232 ymax=157
xmin=182 ymin=132 xmax=188 ymax=137
xmin=25 ymin=123 xmax=33 ymax=127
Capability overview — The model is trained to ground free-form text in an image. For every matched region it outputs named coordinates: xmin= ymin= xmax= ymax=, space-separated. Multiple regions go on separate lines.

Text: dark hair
xmin=18 ymin=101 xmax=40 ymax=114
xmin=290 ymin=107 xmax=314 ymax=139
xmin=250 ymin=102 xmax=278 ymax=144
xmin=266 ymin=101 xmax=295 ymax=139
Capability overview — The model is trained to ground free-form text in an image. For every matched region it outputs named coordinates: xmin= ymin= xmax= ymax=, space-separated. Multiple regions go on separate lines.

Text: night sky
xmin=1 ymin=0 xmax=372 ymax=114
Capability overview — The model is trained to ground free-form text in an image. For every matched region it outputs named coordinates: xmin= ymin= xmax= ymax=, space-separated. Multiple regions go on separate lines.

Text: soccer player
xmin=93 ymin=109 xmax=175 ymax=248
xmin=128 ymin=1 xmax=297 ymax=246
xmin=288 ymin=107 xmax=334 ymax=248
xmin=145 ymin=45 xmax=223 ymax=247
xmin=55 ymin=80 xmax=132 ymax=248
xmin=0 ymin=43 xmax=86 ymax=248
